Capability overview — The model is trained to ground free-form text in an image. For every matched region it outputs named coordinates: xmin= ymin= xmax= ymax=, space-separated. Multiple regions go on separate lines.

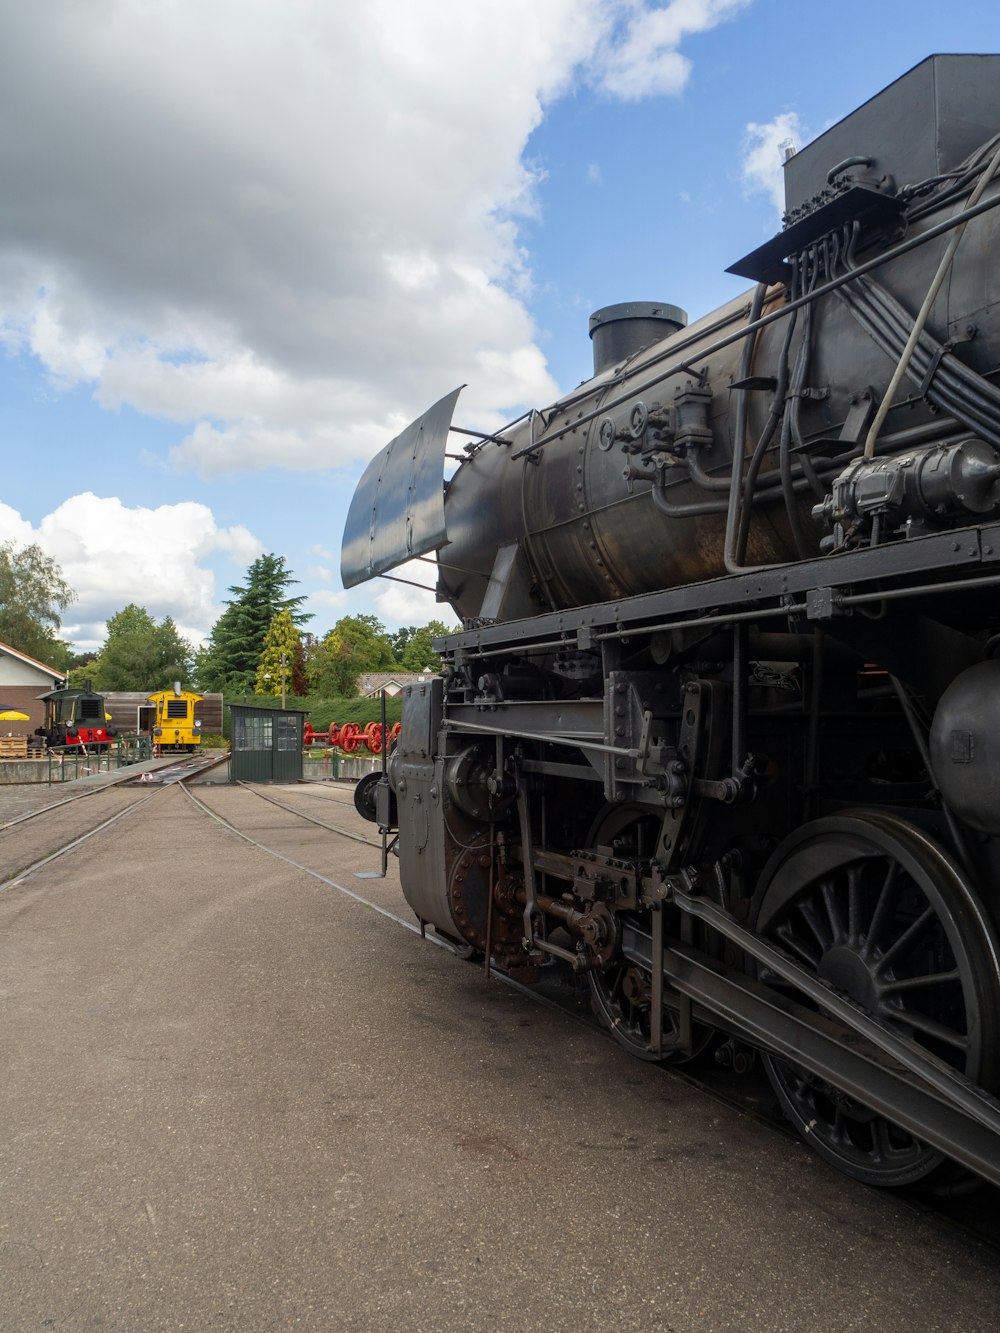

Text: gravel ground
xmin=0 ymin=782 xmax=998 ymax=1332
xmin=0 ymin=783 xmax=95 ymax=822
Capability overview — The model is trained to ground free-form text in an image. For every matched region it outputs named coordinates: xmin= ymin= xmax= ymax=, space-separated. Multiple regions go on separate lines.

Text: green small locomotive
xmin=38 ymin=684 xmax=115 ymax=749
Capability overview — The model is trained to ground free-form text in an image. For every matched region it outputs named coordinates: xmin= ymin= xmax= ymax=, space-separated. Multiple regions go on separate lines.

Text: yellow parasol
xmin=0 ymin=710 xmax=30 ymax=722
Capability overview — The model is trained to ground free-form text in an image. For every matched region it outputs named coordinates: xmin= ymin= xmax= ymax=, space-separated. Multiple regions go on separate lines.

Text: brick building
xmin=0 ymin=642 xmax=65 ymax=734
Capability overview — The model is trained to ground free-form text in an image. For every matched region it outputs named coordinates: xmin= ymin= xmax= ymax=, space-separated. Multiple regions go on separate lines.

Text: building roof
xmin=0 ymin=640 xmax=65 ymax=679
xmin=357 ymin=670 xmax=435 ymax=695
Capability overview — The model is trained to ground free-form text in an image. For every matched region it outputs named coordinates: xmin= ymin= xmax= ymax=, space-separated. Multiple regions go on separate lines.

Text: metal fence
xmin=46 ymin=734 xmax=153 ymax=784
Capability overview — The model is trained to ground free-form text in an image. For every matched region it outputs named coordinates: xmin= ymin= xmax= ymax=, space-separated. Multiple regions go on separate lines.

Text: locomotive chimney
xmin=589 ymin=301 xmax=687 ymax=376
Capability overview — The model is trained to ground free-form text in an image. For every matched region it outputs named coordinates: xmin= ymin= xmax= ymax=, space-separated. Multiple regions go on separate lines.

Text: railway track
xmin=0 ymin=781 xmax=125 ymax=834
xmin=180 ymin=780 xmax=423 ymax=933
xmin=233 ymin=780 xmax=382 ymax=845
xmin=280 ymin=783 xmax=363 ymax=807
xmin=0 ymin=752 xmax=227 ymax=890
xmin=0 ymin=785 xmax=157 ymax=891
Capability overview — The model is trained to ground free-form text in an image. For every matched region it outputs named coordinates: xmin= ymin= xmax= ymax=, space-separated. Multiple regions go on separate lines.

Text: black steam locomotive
xmin=343 ymin=56 xmax=1000 ymax=1190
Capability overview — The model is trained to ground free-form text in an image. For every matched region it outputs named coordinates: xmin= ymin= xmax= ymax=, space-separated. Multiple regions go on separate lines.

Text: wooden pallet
xmin=0 ymin=736 xmax=28 ymax=760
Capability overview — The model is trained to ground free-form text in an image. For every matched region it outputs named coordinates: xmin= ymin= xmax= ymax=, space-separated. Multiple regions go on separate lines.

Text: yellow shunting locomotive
xmin=147 ymin=684 xmax=203 ymax=752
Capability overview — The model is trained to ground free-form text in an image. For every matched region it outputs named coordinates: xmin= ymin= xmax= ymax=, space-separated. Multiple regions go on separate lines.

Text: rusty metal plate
xmin=340 ymin=387 xmax=463 ymax=588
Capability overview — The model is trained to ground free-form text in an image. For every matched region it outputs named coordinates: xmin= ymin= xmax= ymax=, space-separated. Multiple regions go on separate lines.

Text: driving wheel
xmin=752 ymin=811 xmax=1000 ymax=1187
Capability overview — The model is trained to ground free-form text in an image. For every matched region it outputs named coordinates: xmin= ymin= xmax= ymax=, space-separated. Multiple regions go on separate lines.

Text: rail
xmin=0 ymin=790 xmax=156 ymax=893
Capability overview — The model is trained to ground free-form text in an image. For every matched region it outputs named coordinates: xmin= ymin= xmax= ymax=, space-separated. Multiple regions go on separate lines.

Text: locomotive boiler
xmin=343 ymin=55 xmax=1000 ymax=1191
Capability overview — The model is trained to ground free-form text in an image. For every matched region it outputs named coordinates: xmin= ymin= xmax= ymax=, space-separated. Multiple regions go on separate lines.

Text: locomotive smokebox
xmin=588 ymin=301 xmax=687 ymax=375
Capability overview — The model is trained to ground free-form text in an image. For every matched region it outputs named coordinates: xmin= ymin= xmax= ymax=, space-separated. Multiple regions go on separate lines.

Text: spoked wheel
xmin=586 ymin=804 xmax=714 ymax=1063
xmin=752 ymin=811 xmax=1000 ymax=1188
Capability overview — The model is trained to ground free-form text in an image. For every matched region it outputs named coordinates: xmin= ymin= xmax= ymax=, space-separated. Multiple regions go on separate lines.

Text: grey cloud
xmin=0 ymin=1 xmax=750 ymax=477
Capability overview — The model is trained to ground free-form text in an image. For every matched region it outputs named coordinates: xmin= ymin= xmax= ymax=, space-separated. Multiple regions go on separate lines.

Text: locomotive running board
xmin=623 ymin=906 xmax=1000 ymax=1186
xmin=341 ymin=386 xmax=463 ymax=588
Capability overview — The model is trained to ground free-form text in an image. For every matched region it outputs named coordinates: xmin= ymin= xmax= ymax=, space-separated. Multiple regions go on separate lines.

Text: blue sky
xmin=3 ymin=1 xmax=1000 ymax=654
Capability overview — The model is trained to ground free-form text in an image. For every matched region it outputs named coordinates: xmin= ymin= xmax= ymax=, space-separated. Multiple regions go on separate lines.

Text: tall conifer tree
xmin=196 ymin=554 xmax=309 ymax=693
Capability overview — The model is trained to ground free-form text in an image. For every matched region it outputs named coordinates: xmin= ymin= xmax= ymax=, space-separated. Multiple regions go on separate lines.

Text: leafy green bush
xmin=221 ymin=693 xmax=404 ymax=738
xmin=308 ymin=696 xmax=404 ymax=730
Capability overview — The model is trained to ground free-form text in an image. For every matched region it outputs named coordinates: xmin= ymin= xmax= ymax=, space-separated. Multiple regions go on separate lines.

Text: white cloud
xmin=0 ymin=0 xmax=589 ymax=478
xmin=593 ymin=0 xmax=751 ymax=99
xmin=371 ymin=560 xmax=441 ymax=627
xmin=0 ymin=503 xmax=36 ymax=547
xmin=0 ymin=496 xmax=262 ymax=651
xmin=741 ymin=110 xmax=803 ymax=218
xmin=0 ymin=1 xmax=751 ymax=484
xmin=308 ymin=588 xmax=350 ymax=614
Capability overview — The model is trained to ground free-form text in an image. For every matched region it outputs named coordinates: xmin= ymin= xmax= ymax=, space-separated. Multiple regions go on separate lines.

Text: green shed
xmin=228 ymin=704 xmax=308 ymax=783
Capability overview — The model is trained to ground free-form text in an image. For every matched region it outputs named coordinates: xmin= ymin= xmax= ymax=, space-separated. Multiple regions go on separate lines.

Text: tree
xmin=254 ymin=610 xmax=303 ymax=698
xmin=0 ymin=541 xmax=75 ymax=664
xmin=399 ymin=619 xmax=453 ymax=672
xmin=91 ymin=604 xmax=194 ymax=691
xmin=309 ymin=614 xmax=395 ymax=696
xmin=299 ymin=631 xmax=321 ymax=690
xmin=193 ymin=603 xmax=242 ymax=692
xmin=390 ymin=625 xmax=416 ymax=661
xmin=66 ymin=649 xmax=99 ymax=672
xmin=64 ymin=652 xmax=100 ymax=689
xmin=197 ymin=554 xmax=309 ymax=693
xmin=65 ymin=662 xmax=98 ymax=689
xmin=290 ymin=637 xmax=309 ymax=696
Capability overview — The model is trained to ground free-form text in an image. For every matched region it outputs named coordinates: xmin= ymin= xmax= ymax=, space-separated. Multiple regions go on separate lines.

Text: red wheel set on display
xmin=339 ymin=723 xmax=361 ymax=752
xmin=302 ymin=720 xmax=400 ymax=753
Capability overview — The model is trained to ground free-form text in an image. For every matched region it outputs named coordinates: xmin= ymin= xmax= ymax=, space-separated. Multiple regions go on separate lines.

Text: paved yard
xmin=0 ymin=783 xmax=997 ymax=1331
